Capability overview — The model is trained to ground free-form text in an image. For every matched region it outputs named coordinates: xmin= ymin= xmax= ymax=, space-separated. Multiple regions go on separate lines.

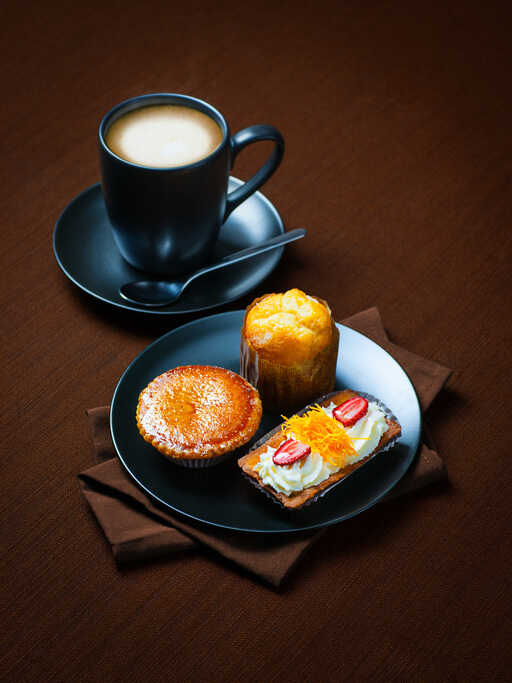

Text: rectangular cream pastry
xmin=238 ymin=389 xmax=401 ymax=509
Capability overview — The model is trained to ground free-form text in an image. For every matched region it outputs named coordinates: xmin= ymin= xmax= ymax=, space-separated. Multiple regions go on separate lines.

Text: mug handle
xmin=224 ymin=124 xmax=285 ymax=221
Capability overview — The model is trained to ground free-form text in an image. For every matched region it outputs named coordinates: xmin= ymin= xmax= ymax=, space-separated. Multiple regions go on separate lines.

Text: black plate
xmin=110 ymin=311 xmax=422 ymax=533
xmin=53 ymin=179 xmax=284 ymax=314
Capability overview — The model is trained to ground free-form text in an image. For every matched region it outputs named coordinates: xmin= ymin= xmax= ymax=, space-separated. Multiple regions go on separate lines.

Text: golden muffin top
xmin=136 ymin=365 xmax=262 ymax=459
xmin=243 ymin=289 xmax=334 ymax=365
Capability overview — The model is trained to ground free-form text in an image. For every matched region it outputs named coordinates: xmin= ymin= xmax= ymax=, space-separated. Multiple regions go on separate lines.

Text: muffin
xmin=240 ymin=289 xmax=339 ymax=415
xmin=136 ymin=365 xmax=262 ymax=467
xmin=238 ymin=389 xmax=401 ymax=509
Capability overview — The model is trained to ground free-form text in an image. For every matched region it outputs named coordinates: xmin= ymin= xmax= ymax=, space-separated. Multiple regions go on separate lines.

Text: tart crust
xmin=136 ymin=365 xmax=262 ymax=463
xmin=238 ymin=389 xmax=401 ymax=508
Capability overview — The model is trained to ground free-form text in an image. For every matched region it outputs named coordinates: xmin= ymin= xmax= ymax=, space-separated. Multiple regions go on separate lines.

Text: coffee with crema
xmin=105 ymin=104 xmax=224 ymax=168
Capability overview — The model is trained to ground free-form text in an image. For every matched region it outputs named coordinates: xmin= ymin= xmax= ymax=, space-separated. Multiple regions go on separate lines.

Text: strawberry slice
xmin=332 ymin=396 xmax=369 ymax=427
xmin=273 ymin=438 xmax=311 ymax=466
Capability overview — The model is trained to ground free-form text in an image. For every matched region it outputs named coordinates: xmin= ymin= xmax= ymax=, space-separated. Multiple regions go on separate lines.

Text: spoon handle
xmin=220 ymin=228 xmax=306 ymax=264
xmin=189 ymin=228 xmax=306 ymax=282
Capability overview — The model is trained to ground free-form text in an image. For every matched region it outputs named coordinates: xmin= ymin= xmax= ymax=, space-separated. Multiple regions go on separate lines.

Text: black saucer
xmin=53 ymin=179 xmax=285 ymax=314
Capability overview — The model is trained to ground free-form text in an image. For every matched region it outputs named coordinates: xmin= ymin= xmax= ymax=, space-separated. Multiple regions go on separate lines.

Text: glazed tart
xmin=238 ymin=389 xmax=401 ymax=508
xmin=136 ymin=365 xmax=262 ymax=467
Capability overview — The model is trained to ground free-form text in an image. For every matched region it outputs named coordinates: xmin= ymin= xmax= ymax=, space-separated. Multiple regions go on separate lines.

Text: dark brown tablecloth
xmin=2 ymin=0 xmax=511 ymax=680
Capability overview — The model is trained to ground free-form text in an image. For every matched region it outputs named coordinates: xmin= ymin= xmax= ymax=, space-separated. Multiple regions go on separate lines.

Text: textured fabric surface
xmin=1 ymin=0 xmax=511 ymax=680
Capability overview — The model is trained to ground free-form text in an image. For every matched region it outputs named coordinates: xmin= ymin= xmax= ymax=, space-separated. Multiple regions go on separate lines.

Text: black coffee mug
xmin=99 ymin=93 xmax=284 ymax=277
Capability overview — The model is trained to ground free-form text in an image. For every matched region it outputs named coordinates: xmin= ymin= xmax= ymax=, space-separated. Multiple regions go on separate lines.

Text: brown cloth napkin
xmin=78 ymin=307 xmax=452 ymax=586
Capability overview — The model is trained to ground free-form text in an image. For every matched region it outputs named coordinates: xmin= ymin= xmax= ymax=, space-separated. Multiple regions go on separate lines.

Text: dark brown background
xmin=1 ymin=0 xmax=511 ymax=680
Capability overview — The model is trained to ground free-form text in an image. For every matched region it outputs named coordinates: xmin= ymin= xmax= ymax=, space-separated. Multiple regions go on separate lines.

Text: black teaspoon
xmin=119 ymin=228 xmax=306 ymax=307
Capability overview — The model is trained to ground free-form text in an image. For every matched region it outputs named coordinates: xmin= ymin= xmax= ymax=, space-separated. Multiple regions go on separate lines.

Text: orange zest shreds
xmin=281 ymin=405 xmax=357 ymax=468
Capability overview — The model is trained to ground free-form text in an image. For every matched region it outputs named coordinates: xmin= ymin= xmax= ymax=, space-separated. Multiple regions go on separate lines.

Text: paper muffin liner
xmin=164 ymin=451 xmax=234 ymax=468
xmin=242 ymin=391 xmax=401 ymax=510
xmin=240 ymin=294 xmax=339 ymax=416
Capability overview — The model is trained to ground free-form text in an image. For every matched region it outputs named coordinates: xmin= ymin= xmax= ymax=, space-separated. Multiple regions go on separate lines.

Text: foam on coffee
xmin=105 ymin=104 xmax=224 ymax=168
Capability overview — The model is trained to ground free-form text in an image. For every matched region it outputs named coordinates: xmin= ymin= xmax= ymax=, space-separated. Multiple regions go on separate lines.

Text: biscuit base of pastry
xmin=238 ymin=390 xmax=401 ymax=509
